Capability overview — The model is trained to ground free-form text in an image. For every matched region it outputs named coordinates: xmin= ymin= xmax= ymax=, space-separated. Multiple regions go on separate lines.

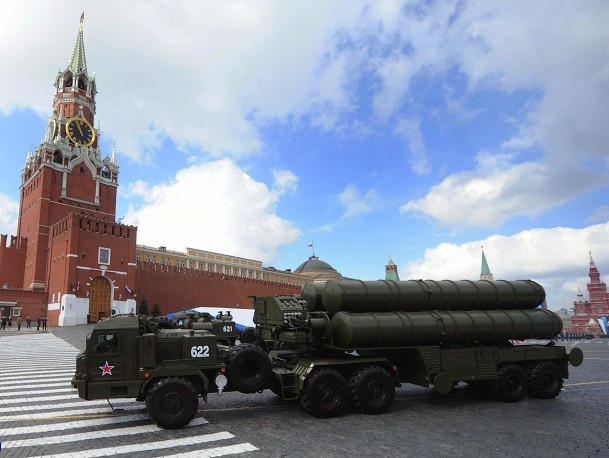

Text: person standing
xmin=17 ymin=316 xmax=22 ymax=331
xmin=1 ymin=315 xmax=6 ymax=330
xmin=42 ymin=316 xmax=47 ymax=331
xmin=26 ymin=315 xmax=31 ymax=329
xmin=37 ymin=316 xmax=41 ymax=331
xmin=7 ymin=317 xmax=12 ymax=330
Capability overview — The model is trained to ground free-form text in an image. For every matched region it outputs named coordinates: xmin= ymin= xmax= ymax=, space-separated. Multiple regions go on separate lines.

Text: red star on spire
xmin=100 ymin=361 xmax=114 ymax=376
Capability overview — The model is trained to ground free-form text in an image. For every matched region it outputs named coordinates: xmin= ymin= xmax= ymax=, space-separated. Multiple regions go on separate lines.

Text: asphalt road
xmin=1 ymin=326 xmax=607 ymax=457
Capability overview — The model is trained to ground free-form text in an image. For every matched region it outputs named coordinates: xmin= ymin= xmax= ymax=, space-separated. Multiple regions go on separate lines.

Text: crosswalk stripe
xmin=42 ymin=431 xmax=236 ymax=457
xmin=2 ymin=417 xmax=210 ymax=447
xmin=0 ymin=403 xmax=144 ymax=421
xmin=2 ymin=386 xmax=74 ymax=395
xmin=0 ymin=413 xmax=153 ymax=435
xmin=0 ymin=398 xmax=139 ymax=414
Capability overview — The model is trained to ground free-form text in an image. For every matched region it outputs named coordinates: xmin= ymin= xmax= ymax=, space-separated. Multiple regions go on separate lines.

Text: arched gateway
xmin=89 ymin=276 xmax=112 ymax=323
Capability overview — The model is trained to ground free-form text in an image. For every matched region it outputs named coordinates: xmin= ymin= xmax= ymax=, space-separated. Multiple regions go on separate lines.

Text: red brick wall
xmin=136 ymin=263 xmax=302 ymax=315
xmin=0 ymin=235 xmax=26 ymax=288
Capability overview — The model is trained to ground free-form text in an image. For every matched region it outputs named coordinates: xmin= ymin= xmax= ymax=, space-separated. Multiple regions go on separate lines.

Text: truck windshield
xmin=92 ymin=333 xmax=119 ymax=354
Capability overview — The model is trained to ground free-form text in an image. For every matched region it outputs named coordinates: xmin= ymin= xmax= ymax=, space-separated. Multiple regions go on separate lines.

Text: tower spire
xmin=69 ymin=12 xmax=88 ymax=74
xmin=589 ymin=251 xmax=596 ymax=268
xmin=480 ymin=246 xmax=494 ymax=281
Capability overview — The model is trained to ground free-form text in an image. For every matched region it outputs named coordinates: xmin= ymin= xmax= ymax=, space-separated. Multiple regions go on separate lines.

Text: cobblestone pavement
xmin=1 ymin=326 xmax=608 ymax=457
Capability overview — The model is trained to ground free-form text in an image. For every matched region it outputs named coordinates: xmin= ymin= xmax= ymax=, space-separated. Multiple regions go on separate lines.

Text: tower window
xmin=53 ymin=151 xmax=62 ymax=164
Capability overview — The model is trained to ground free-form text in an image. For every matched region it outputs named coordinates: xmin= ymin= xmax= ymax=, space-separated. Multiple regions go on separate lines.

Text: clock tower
xmin=18 ymin=14 xmax=119 ymax=292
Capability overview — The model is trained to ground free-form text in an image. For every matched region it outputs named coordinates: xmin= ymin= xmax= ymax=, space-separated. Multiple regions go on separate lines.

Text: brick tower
xmin=7 ymin=14 xmax=137 ymax=325
xmin=19 ymin=14 xmax=119 ymax=292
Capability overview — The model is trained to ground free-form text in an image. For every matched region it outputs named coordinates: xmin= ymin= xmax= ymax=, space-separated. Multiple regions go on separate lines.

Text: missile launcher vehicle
xmin=253 ymin=279 xmax=583 ymax=418
xmin=72 ymin=279 xmax=583 ymax=428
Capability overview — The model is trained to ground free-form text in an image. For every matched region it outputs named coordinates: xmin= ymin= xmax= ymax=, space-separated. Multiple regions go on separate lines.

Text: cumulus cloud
xmin=401 ymin=223 xmax=609 ymax=310
xmin=123 ymin=159 xmax=301 ymax=262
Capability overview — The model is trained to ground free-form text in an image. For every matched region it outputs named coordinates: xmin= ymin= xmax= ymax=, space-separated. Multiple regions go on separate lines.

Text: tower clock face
xmin=66 ymin=117 xmax=95 ymax=146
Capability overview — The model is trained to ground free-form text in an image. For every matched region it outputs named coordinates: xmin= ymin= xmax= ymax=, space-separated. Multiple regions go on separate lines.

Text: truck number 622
xmin=190 ymin=345 xmax=210 ymax=358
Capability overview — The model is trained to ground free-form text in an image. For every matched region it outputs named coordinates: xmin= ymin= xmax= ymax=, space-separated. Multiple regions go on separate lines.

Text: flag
xmin=307 ymin=242 xmax=313 ymax=247
xmin=76 ymin=281 xmax=80 ymax=291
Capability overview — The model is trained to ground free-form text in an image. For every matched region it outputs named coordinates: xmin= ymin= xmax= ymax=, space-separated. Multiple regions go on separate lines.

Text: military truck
xmin=250 ymin=279 xmax=584 ymax=418
xmin=71 ymin=314 xmax=271 ymax=429
xmin=72 ymin=279 xmax=583 ymax=427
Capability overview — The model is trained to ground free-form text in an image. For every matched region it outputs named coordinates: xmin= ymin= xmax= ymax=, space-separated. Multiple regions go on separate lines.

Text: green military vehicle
xmin=171 ymin=310 xmax=240 ymax=345
xmin=71 ymin=314 xmax=271 ymax=429
xmin=72 ymin=279 xmax=583 ymax=427
xmin=250 ymin=279 xmax=584 ymax=417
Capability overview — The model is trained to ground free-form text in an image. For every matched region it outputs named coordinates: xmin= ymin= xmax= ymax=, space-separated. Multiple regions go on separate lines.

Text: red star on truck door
xmin=100 ymin=361 xmax=114 ymax=376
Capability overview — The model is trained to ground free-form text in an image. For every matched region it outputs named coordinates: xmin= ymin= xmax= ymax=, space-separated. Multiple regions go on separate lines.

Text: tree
xmin=151 ymin=303 xmax=161 ymax=317
xmin=139 ymin=297 xmax=149 ymax=316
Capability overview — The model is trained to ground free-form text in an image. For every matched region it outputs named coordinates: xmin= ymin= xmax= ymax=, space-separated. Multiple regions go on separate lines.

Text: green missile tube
xmin=302 ymin=282 xmax=326 ymax=312
xmin=330 ymin=309 xmax=562 ymax=348
xmin=322 ymin=279 xmax=546 ymax=314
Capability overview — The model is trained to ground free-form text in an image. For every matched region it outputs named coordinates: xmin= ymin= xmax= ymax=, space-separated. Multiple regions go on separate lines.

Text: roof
xmin=294 ymin=255 xmax=341 ymax=280
xmin=69 ymin=13 xmax=88 ymax=74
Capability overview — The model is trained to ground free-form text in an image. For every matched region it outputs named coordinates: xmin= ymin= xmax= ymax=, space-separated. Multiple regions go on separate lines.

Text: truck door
xmin=88 ymin=330 xmax=125 ymax=381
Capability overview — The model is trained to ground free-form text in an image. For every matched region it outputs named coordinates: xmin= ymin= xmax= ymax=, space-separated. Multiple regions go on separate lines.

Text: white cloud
xmin=338 ymin=184 xmax=379 ymax=219
xmin=401 ymin=223 xmax=609 ymax=310
xmin=272 ymin=169 xmax=298 ymax=197
xmin=0 ymin=194 xmax=19 ymax=237
xmin=394 ymin=116 xmax=429 ymax=175
xmin=123 ymin=159 xmax=301 ymax=262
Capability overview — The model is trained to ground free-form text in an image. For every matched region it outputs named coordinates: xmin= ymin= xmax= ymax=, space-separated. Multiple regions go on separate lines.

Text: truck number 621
xmin=190 ymin=345 xmax=210 ymax=358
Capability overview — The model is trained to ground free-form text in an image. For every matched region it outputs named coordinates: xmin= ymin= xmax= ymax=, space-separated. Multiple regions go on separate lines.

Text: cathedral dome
xmin=294 ymin=256 xmax=342 ymax=281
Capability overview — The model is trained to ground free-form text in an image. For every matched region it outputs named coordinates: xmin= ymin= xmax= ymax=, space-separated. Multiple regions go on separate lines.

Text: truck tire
xmin=349 ymin=366 xmax=395 ymax=414
xmin=227 ymin=343 xmax=271 ymax=393
xmin=527 ymin=361 xmax=563 ymax=399
xmin=146 ymin=377 xmax=198 ymax=429
xmin=300 ymin=368 xmax=348 ymax=418
xmin=492 ymin=364 xmax=527 ymax=403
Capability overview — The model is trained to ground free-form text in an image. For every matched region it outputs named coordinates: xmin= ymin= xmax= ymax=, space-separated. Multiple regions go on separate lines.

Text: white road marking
xmin=2 ymin=417 xmax=210 ymax=447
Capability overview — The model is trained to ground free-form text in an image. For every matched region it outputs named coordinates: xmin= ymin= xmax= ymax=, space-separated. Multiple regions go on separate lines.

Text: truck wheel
xmin=492 ymin=364 xmax=527 ymax=403
xmin=527 ymin=361 xmax=563 ymax=399
xmin=300 ymin=368 xmax=348 ymax=418
xmin=227 ymin=343 xmax=271 ymax=393
xmin=349 ymin=366 xmax=395 ymax=414
xmin=146 ymin=377 xmax=198 ymax=429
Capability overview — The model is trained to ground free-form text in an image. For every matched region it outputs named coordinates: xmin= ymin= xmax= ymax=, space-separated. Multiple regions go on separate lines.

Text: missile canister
xmin=302 ymin=282 xmax=326 ymax=312
xmin=321 ymin=279 xmax=545 ymax=314
xmin=330 ymin=309 xmax=562 ymax=348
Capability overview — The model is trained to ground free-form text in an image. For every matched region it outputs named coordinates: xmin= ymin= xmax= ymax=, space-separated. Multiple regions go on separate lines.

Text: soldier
xmin=26 ymin=315 xmax=31 ymax=329
xmin=42 ymin=316 xmax=47 ymax=330
xmin=1 ymin=315 xmax=6 ymax=330
xmin=37 ymin=316 xmax=41 ymax=331
xmin=7 ymin=317 xmax=12 ymax=330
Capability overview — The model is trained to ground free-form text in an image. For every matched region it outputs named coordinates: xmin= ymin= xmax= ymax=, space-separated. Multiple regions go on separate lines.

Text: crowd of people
xmin=0 ymin=315 xmax=47 ymax=331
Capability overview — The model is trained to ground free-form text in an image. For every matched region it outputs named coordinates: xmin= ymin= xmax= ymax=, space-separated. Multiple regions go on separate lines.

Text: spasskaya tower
xmin=19 ymin=13 xmax=120 ymax=292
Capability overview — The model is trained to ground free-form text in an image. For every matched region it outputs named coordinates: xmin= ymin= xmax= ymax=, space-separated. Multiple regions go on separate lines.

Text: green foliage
xmin=151 ymin=303 xmax=161 ymax=317
xmin=139 ymin=297 xmax=149 ymax=316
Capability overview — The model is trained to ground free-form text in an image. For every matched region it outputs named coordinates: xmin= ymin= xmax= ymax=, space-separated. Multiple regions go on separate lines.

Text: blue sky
xmin=1 ymin=1 xmax=609 ymax=310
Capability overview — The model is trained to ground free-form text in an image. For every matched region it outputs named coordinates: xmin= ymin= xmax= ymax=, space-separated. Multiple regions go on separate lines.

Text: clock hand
xmin=76 ymin=122 xmax=84 ymax=136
